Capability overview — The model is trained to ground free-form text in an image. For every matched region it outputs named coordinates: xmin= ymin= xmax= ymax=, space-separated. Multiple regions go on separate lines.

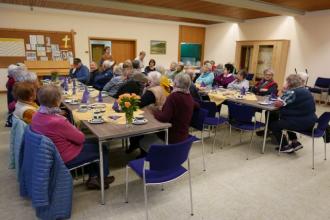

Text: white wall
xmin=0 ymin=3 xmax=204 ymax=91
xmin=205 ymin=10 xmax=330 ymax=86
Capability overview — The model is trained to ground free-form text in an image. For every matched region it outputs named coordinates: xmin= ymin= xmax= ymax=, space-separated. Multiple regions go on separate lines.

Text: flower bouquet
xmin=118 ymin=93 xmax=140 ymax=126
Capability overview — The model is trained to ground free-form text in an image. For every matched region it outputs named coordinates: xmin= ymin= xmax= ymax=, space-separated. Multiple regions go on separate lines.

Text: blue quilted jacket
xmin=19 ymin=126 xmax=73 ymax=220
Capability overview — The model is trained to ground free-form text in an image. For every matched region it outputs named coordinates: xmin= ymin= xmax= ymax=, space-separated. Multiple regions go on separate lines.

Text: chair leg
xmin=221 ymin=126 xmax=226 ymax=149
xmin=188 ymin=158 xmax=194 ymax=216
xmin=208 ymin=125 xmax=211 ymax=138
xmin=143 ymin=182 xmax=149 ymax=220
xmin=212 ymin=126 xmax=217 ymax=154
xmin=312 ymin=137 xmax=315 ymax=170
xmin=82 ymin=167 xmax=85 ymax=183
xmin=324 ymin=133 xmax=327 ymax=161
xmin=161 ymin=184 xmax=164 ymax=191
xmin=278 ymin=131 xmax=284 ymax=156
xmin=74 ymin=169 xmax=78 ymax=180
xmin=125 ymin=166 xmax=129 ymax=203
xmin=201 ymin=129 xmax=206 ymax=171
xmin=247 ymin=131 xmax=254 ymax=160
xmin=240 ymin=130 xmax=242 ymax=144
xmin=229 ymin=125 xmax=232 ymax=147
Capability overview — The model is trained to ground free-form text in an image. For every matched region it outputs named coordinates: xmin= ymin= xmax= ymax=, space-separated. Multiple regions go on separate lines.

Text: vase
xmin=125 ymin=111 xmax=134 ymax=127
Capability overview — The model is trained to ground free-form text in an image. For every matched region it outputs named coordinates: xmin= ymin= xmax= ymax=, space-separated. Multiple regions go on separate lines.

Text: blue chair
xmin=227 ymin=101 xmax=265 ymax=159
xmin=279 ymin=112 xmax=330 ymax=169
xmin=199 ymin=101 xmax=227 ymax=153
xmin=309 ymin=77 xmax=330 ymax=103
xmin=190 ymin=108 xmax=209 ymax=171
xmin=246 ymin=73 xmax=254 ymax=81
xmin=125 ymin=136 xmax=195 ymax=220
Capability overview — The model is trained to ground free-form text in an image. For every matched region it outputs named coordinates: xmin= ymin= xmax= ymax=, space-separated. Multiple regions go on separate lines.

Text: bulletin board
xmin=0 ymin=28 xmax=75 ymax=68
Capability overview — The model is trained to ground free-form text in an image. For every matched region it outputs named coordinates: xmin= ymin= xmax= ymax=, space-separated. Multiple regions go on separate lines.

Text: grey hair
xmin=10 ymin=66 xmax=28 ymax=81
xmin=147 ymin=71 xmax=161 ymax=85
xmin=264 ymin=68 xmax=275 ymax=75
xmin=113 ymin=65 xmax=123 ymax=76
xmin=16 ymin=71 xmax=38 ymax=82
xmin=102 ymin=60 xmax=112 ymax=69
xmin=8 ymin=64 xmax=18 ymax=77
xmin=298 ymin=72 xmax=308 ymax=83
xmin=155 ymin=65 xmax=165 ymax=75
xmin=174 ymin=73 xmax=191 ymax=92
xmin=286 ymin=74 xmax=304 ymax=89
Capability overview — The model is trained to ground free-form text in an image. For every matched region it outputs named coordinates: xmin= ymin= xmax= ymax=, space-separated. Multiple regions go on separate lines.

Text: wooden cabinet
xmin=235 ymin=40 xmax=290 ymax=88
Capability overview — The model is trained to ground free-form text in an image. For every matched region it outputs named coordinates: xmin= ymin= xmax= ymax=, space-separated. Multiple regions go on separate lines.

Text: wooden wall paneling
xmin=178 ymin=25 xmax=205 ymax=65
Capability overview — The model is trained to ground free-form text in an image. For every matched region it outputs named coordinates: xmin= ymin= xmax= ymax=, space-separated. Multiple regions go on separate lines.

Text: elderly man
xmin=103 ymin=65 xmax=126 ymax=97
xmin=251 ymin=68 xmax=278 ymax=96
xmin=87 ymin=61 xmax=99 ymax=86
xmin=165 ymin=61 xmax=177 ymax=77
xmin=69 ymin=58 xmax=89 ymax=84
xmin=93 ymin=60 xmax=113 ymax=90
xmin=195 ymin=63 xmax=214 ymax=88
xmin=269 ymin=74 xmax=317 ymax=153
xmin=134 ymin=51 xmax=146 ymax=70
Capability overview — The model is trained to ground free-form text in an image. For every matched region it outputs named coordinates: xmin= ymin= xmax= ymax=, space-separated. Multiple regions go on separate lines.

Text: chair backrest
xmin=146 ymin=136 xmax=195 ymax=171
xmin=190 ymin=108 xmax=209 ymax=131
xmin=227 ymin=101 xmax=257 ymax=123
xmin=246 ymin=73 xmax=254 ymax=81
xmin=315 ymin=77 xmax=330 ymax=89
xmin=317 ymin=112 xmax=330 ymax=131
xmin=199 ymin=101 xmax=219 ymax=118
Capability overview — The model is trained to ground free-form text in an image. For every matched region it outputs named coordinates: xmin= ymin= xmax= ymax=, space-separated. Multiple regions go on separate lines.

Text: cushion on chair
xmin=204 ymin=117 xmax=227 ymax=126
xmin=230 ymin=121 xmax=264 ymax=131
xmin=128 ymin=158 xmax=187 ymax=184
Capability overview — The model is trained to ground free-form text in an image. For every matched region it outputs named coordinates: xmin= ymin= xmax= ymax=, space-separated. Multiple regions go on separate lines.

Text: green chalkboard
xmin=180 ymin=43 xmax=201 ymax=59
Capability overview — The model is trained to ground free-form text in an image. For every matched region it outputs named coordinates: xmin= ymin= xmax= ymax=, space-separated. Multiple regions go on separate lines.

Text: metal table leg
xmin=165 ymin=129 xmax=169 ymax=145
xmin=262 ymin=111 xmax=270 ymax=154
xmin=98 ymin=140 xmax=105 ymax=205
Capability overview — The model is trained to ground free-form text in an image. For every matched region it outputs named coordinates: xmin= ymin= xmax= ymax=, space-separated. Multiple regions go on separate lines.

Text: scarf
xmin=38 ymin=105 xmax=62 ymax=115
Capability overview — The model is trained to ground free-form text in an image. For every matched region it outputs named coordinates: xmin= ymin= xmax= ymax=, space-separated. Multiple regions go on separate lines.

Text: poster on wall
xmin=150 ymin=40 xmax=166 ymax=55
xmin=26 ymin=51 xmax=37 ymax=61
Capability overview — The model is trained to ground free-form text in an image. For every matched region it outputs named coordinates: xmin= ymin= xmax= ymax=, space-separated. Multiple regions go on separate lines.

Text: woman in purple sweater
xmin=31 ymin=85 xmax=114 ymax=190
xmin=214 ymin=63 xmax=235 ymax=88
xmin=153 ymin=73 xmax=200 ymax=144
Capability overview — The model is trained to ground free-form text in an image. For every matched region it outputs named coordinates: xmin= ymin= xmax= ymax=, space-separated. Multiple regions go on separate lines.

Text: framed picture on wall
xmin=150 ymin=40 xmax=166 ymax=54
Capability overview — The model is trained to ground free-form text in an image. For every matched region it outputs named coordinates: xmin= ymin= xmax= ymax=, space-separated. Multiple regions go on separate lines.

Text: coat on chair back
xmin=19 ymin=126 xmax=73 ymax=220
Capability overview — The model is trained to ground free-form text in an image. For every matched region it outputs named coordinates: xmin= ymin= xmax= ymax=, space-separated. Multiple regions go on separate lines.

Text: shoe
xmin=86 ymin=176 xmax=109 ymax=190
xmin=256 ymin=130 xmax=265 ymax=137
xmin=292 ymin=142 xmax=303 ymax=151
xmin=104 ymin=176 xmax=115 ymax=185
xmin=279 ymin=144 xmax=294 ymax=153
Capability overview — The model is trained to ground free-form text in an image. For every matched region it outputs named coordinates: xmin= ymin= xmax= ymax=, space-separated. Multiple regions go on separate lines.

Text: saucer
xmin=132 ymin=119 xmax=148 ymax=125
xmin=258 ymin=101 xmax=271 ymax=105
xmin=88 ymin=118 xmax=105 ymax=124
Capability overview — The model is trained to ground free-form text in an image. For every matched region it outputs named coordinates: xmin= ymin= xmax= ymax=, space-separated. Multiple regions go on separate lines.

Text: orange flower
xmin=124 ymin=102 xmax=131 ymax=108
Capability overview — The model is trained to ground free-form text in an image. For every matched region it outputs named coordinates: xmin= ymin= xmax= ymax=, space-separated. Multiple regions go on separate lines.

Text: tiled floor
xmin=0 ymin=94 xmax=329 ymax=220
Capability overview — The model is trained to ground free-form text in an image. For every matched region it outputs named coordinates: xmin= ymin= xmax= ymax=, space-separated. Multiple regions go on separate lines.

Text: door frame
xmin=88 ymin=37 xmax=137 ymax=63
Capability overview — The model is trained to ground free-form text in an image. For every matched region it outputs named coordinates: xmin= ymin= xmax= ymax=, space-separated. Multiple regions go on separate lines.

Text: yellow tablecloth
xmin=71 ymin=103 xmax=144 ymax=126
xmin=208 ymin=91 xmax=258 ymax=105
xmin=63 ymin=88 xmax=99 ymax=100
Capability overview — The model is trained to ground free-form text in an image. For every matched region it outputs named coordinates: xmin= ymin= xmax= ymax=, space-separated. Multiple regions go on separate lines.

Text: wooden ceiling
xmin=1 ymin=0 xmax=330 ymax=24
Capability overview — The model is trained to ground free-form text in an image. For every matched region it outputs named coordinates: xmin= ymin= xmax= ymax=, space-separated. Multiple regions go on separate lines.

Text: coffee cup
xmin=135 ymin=115 xmax=144 ymax=121
xmin=71 ymin=98 xmax=79 ymax=104
xmin=79 ymin=104 xmax=88 ymax=111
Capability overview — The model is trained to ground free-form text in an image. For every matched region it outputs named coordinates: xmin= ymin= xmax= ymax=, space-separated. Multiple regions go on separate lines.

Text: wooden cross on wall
xmin=62 ymin=35 xmax=70 ymax=48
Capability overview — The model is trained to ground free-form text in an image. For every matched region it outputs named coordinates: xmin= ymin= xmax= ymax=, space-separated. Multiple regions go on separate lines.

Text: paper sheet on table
xmin=208 ymin=91 xmax=257 ymax=105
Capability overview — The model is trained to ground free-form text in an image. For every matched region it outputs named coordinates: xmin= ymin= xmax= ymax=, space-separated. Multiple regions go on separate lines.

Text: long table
xmin=62 ymin=95 xmax=171 ymax=205
xmin=205 ymin=90 xmax=278 ymax=153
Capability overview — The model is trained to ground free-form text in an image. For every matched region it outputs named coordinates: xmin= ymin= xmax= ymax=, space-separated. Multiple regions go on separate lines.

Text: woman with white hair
xmin=195 ymin=63 xmax=214 ymax=88
xmin=269 ymin=74 xmax=317 ymax=153
xmin=140 ymin=71 xmax=169 ymax=110
xmin=252 ymin=68 xmax=278 ymax=96
xmin=153 ymin=73 xmax=199 ymax=144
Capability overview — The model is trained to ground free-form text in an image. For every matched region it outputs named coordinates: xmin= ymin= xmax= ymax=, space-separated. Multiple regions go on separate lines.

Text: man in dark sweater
xmin=153 ymin=73 xmax=199 ymax=144
xmin=269 ymin=74 xmax=317 ymax=153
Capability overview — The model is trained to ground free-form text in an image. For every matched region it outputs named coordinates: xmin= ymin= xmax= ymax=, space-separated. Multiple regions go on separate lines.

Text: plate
xmin=70 ymin=101 xmax=80 ymax=105
xmin=88 ymin=119 xmax=105 ymax=124
xmin=64 ymin=99 xmax=72 ymax=103
xmin=132 ymin=119 xmax=148 ymax=125
xmin=258 ymin=101 xmax=271 ymax=105
xmin=235 ymin=97 xmax=244 ymax=100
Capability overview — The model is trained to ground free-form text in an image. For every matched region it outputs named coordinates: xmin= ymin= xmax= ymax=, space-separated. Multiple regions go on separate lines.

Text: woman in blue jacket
xmin=195 ymin=63 xmax=214 ymax=88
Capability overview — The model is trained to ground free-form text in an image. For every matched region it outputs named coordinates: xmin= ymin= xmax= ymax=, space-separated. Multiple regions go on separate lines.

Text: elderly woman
xmin=186 ymin=68 xmax=201 ymax=100
xmin=102 ymin=65 xmax=126 ymax=97
xmin=154 ymin=73 xmax=199 ymax=144
xmin=227 ymin=69 xmax=249 ymax=91
xmin=269 ymin=74 xmax=317 ymax=153
xmin=13 ymin=82 xmax=38 ymax=124
xmin=165 ymin=61 xmax=177 ymax=77
xmin=140 ymin=71 xmax=169 ymax=109
xmin=87 ymin=61 xmax=99 ymax=86
xmin=252 ymin=68 xmax=278 ymax=96
xmin=195 ymin=63 xmax=214 ymax=88
xmin=144 ymin=59 xmax=156 ymax=74
xmin=214 ymin=63 xmax=235 ymax=88
xmin=31 ymin=85 xmax=114 ymax=189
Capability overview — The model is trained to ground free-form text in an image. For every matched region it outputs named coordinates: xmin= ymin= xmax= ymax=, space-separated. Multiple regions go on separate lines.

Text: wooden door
xmin=91 ymin=44 xmax=104 ymax=64
xmin=111 ymin=40 xmax=136 ymax=63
